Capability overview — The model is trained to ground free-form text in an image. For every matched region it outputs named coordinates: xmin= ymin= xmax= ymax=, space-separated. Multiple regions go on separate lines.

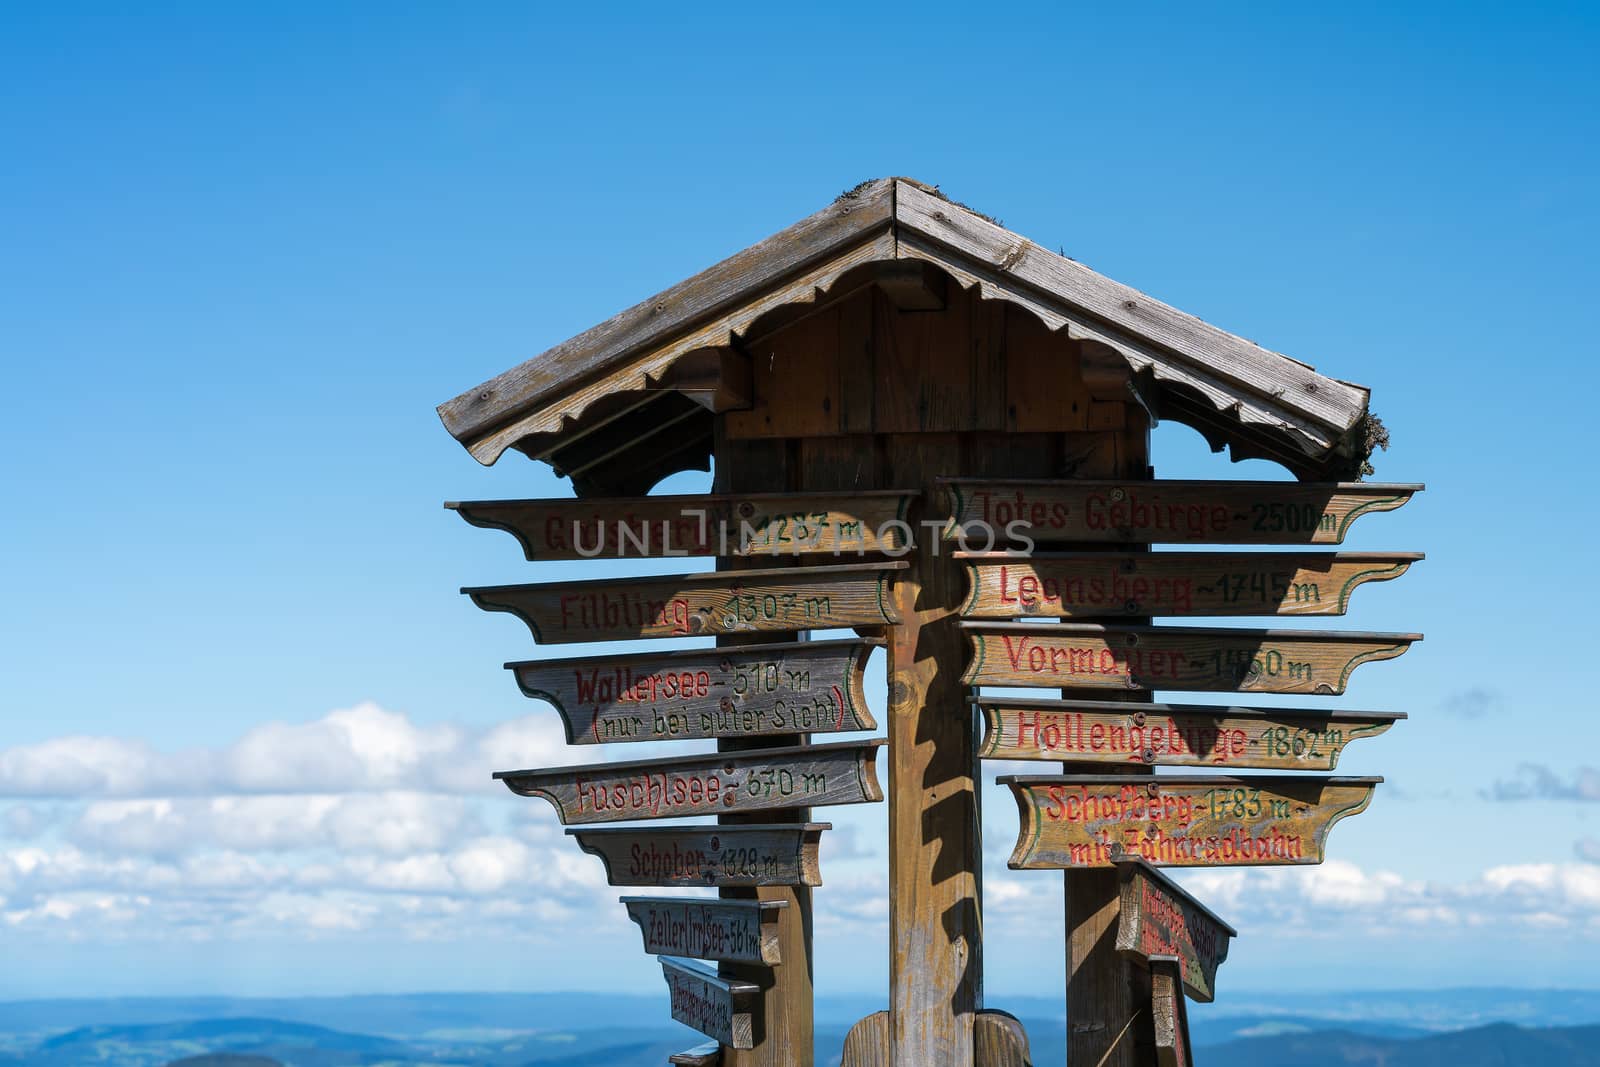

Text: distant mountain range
xmin=0 ymin=990 xmax=1596 ymax=1066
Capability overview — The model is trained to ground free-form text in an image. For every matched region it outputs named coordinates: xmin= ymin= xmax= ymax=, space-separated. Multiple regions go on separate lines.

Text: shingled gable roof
xmin=437 ymin=177 xmax=1378 ymax=483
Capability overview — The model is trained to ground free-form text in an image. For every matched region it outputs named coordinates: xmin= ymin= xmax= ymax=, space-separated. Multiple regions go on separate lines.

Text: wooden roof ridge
xmin=437 ymin=177 xmax=1379 ymax=479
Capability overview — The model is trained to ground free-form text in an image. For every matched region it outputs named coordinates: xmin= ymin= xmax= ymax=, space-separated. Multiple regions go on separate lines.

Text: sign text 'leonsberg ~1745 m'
xmin=623 ymin=896 xmax=787 ymax=966
xmin=567 ymin=823 xmax=829 ymax=888
xmin=447 ymin=491 xmax=919 ymax=560
xmin=506 ymin=639 xmax=878 ymax=745
xmin=958 ymin=552 xmax=1421 ymax=618
xmin=997 ymin=774 xmax=1380 ymax=869
xmin=976 ymin=697 xmax=1403 ymax=770
xmin=497 ymin=740 xmax=885 ymax=825
xmin=1113 ymin=859 xmax=1236 ymax=1002
xmin=939 ymin=479 xmax=1421 ymax=545
xmin=963 ymin=622 xmax=1420 ymax=695
xmin=464 ymin=561 xmax=906 ymax=644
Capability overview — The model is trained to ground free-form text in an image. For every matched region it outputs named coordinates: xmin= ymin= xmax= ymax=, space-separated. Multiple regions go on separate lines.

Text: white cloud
xmin=0 ymin=702 xmax=580 ymax=799
xmin=221 ymin=706 xmax=462 ymax=793
xmin=1165 ymin=859 xmax=1600 ymax=937
xmin=0 ymin=703 xmax=623 ymax=942
xmin=10 ymin=703 xmax=1600 ymax=953
xmin=0 ymin=735 xmax=198 ymax=797
xmin=0 ymin=831 xmax=609 ymax=938
xmin=65 ymin=792 xmax=481 ymax=857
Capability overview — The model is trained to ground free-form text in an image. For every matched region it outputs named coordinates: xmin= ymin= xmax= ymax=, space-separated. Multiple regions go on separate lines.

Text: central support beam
xmin=1064 ymin=417 xmax=1155 ymax=1067
xmin=887 ymin=438 xmax=980 ymax=1065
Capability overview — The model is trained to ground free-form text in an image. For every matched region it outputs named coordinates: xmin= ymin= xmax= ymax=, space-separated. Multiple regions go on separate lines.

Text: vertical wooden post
xmin=715 ymin=434 xmax=814 ymax=1067
xmin=1064 ymin=416 xmax=1156 ymax=1067
xmin=886 ymin=435 xmax=981 ymax=1066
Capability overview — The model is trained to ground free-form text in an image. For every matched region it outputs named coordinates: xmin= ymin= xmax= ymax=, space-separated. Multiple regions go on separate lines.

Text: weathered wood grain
xmin=1114 ymin=859 xmax=1236 ymax=1002
xmin=464 ymin=562 xmax=907 ymax=644
xmin=958 ymin=551 xmax=1421 ymax=617
xmin=622 ymin=896 xmax=786 ymax=965
xmin=507 ymin=639 xmax=878 ymax=745
xmin=894 ymin=180 xmax=1371 ymax=468
xmin=447 ymin=490 xmax=917 ymax=560
xmin=661 ymin=956 xmax=760 ymax=1049
xmin=710 ymin=436 xmax=809 ymax=1067
xmin=837 ymin=1009 xmax=1034 ymax=1067
xmin=973 ymin=1009 xmax=1034 ymax=1067
xmin=438 ymin=178 xmax=896 ymax=463
xmin=838 ymin=1010 xmax=888 ymax=1067
xmin=976 ymin=697 xmax=1403 ymax=770
xmin=963 ymin=622 xmax=1421 ymax=695
xmin=568 ymin=823 xmax=828 ymax=888
xmin=940 ymin=479 xmax=1421 ymax=545
xmin=439 ymin=178 xmax=1380 ymax=480
xmin=998 ymin=774 xmax=1381 ymax=869
xmin=884 ymin=435 xmax=981 ymax=1066
xmin=496 ymin=740 xmax=884 ymax=825
xmin=1149 ymin=957 xmax=1191 ymax=1067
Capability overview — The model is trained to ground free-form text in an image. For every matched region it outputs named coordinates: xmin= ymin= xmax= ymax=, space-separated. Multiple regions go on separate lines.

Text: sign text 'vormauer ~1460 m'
xmin=963 ymin=622 xmax=1420 ymax=694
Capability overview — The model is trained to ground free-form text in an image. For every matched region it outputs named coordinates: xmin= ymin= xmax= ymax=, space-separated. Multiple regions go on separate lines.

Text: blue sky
xmin=1 ymin=2 xmax=1598 ymax=1001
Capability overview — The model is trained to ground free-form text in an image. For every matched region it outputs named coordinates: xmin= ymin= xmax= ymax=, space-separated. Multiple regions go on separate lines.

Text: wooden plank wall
xmin=716 ymin=277 xmax=1145 ymax=1066
xmin=726 ymin=285 xmax=1126 ymax=441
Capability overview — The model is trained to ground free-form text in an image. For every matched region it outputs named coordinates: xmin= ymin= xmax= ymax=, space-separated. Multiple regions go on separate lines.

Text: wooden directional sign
xmin=997 ymin=774 xmax=1380 ymax=869
xmin=661 ymin=955 xmax=760 ymax=1049
xmin=623 ymin=896 xmax=787 ymax=965
xmin=497 ymin=740 xmax=885 ymax=825
xmin=568 ymin=823 xmax=829 ymax=888
xmin=447 ymin=490 xmax=918 ymax=560
xmin=976 ymin=697 xmax=1403 ymax=770
xmin=668 ymin=1043 xmax=721 ymax=1067
xmin=958 ymin=552 xmax=1421 ymax=618
xmin=1114 ymin=859 xmax=1235 ymax=1002
xmin=507 ymin=639 xmax=877 ymax=745
xmin=464 ymin=561 xmax=906 ymax=644
xmin=1150 ymin=957 xmax=1192 ymax=1067
xmin=963 ymin=622 xmax=1420 ymax=695
xmin=939 ymin=479 xmax=1421 ymax=545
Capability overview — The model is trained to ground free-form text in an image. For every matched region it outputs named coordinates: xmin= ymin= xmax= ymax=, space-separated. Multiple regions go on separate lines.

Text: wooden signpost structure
xmin=436 ymin=177 xmax=1423 ymax=1065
